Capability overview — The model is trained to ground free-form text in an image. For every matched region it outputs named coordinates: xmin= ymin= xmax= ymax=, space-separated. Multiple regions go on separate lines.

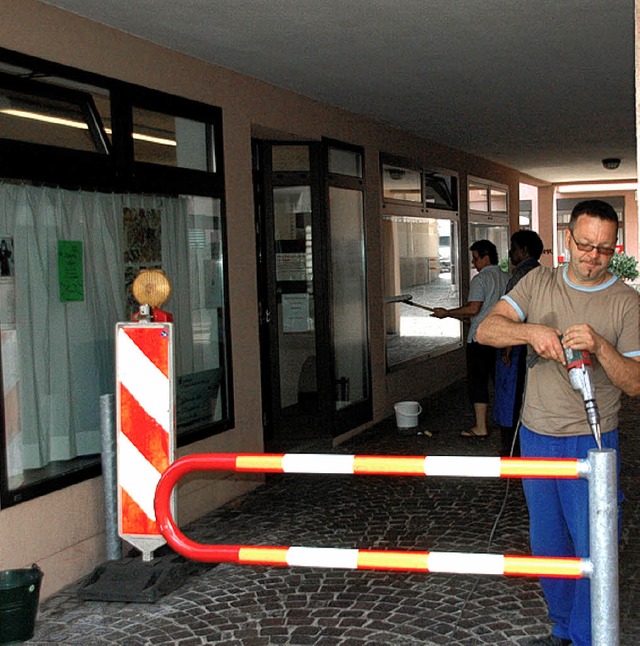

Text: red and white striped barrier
xmin=117 ymin=322 xmax=175 ymax=559
xmin=153 ymin=450 xmax=619 ymax=645
xmin=158 ymin=452 xmax=583 ymax=479
xmin=154 ymin=452 xmax=585 ymax=576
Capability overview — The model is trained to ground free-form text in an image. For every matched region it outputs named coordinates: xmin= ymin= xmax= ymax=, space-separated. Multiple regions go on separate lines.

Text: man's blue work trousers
xmin=520 ymin=425 xmax=622 ymax=646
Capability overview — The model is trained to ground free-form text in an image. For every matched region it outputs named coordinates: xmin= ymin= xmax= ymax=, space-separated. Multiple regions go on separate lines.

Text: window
xmin=381 ymin=157 xmax=462 ymax=367
xmin=425 ymin=171 xmax=458 ymax=210
xmin=383 ymin=214 xmax=462 ymax=366
xmin=328 ymin=146 xmax=363 ymax=178
xmin=519 ymin=200 xmax=532 ymax=229
xmin=0 ymin=72 xmax=109 ymax=153
xmin=131 ymin=106 xmax=215 ymax=171
xmin=468 ymin=178 xmax=510 ymax=270
xmin=382 ymin=164 xmax=422 ymax=203
xmin=0 ymin=50 xmax=230 ymax=507
xmin=272 ymin=145 xmax=310 ymax=172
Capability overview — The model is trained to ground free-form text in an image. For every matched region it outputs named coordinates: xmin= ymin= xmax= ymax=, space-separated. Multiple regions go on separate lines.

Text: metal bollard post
xmin=587 ymin=448 xmax=619 ymax=646
xmin=100 ymin=393 xmax=122 ymax=561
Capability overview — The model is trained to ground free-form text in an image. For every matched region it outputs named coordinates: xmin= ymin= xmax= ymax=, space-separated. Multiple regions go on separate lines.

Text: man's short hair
xmin=470 ymin=239 xmax=499 ymax=265
xmin=569 ymin=200 xmax=619 ymax=230
xmin=511 ymin=230 xmax=544 ymax=260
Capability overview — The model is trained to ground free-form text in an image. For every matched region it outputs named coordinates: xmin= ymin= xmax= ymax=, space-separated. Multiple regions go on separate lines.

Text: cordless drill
xmin=562 ymin=342 xmax=602 ymax=449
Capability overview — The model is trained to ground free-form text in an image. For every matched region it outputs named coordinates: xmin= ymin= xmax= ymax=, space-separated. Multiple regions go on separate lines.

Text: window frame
xmin=468 ymin=177 xmax=510 ymax=269
xmin=0 ymin=47 xmax=232 ymax=508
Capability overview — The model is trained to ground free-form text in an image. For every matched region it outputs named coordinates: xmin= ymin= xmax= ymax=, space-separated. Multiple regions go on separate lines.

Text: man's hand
xmin=478 ymin=300 xmax=563 ymax=359
xmin=528 ymin=325 xmax=565 ymax=365
xmin=431 ymin=307 xmax=448 ymax=319
xmin=500 ymin=347 xmax=512 ymax=366
xmin=561 ymin=323 xmax=640 ymax=396
xmin=561 ymin=324 xmax=602 ymax=355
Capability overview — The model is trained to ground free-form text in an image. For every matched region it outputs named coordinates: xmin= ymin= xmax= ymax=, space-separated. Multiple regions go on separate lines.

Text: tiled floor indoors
xmin=22 ymin=380 xmax=640 ymax=645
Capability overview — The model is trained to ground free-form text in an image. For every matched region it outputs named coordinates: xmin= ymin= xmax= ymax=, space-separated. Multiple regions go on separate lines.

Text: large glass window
xmin=0 ymin=185 xmax=229 ymax=500
xmin=381 ymin=156 xmax=462 ymax=367
xmin=384 ymin=214 xmax=462 ymax=367
xmin=0 ymin=51 xmax=229 ymax=507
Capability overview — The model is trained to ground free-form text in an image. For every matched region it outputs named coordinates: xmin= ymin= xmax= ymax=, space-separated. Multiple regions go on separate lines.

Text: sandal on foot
xmin=461 ymin=429 xmax=488 ymax=439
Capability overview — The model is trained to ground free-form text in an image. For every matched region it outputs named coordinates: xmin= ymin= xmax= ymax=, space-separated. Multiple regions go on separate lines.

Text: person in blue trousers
xmin=477 ymin=200 xmax=640 ymax=646
xmin=493 ymin=229 xmax=544 ymax=456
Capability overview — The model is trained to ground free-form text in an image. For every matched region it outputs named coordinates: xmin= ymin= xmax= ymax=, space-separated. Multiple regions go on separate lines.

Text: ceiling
xmin=39 ymin=0 xmax=637 ymax=184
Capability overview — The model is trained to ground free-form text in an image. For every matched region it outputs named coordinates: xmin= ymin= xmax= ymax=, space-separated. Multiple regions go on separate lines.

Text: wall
xmin=0 ymin=0 xmax=522 ymax=598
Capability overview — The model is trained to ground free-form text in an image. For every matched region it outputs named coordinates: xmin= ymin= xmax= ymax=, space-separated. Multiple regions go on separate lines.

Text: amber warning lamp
xmin=131 ymin=268 xmax=174 ymax=322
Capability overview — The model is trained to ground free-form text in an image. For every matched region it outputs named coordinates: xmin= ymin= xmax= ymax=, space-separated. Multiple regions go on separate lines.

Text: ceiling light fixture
xmin=0 ymin=106 xmax=176 ymax=147
xmin=1 ymin=107 xmax=88 ymax=130
xmin=557 ymin=182 xmax=637 ymax=193
xmin=602 ymin=157 xmax=621 ymax=170
xmin=388 ymin=168 xmax=405 ymax=180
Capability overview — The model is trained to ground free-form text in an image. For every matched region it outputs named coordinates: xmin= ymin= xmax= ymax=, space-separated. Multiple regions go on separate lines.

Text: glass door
xmin=254 ymin=140 xmax=371 ymax=450
xmin=255 ymin=142 xmax=323 ymax=450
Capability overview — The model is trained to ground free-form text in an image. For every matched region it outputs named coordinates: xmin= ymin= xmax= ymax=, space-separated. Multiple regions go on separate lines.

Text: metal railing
xmin=154 ymin=449 xmax=619 ymax=645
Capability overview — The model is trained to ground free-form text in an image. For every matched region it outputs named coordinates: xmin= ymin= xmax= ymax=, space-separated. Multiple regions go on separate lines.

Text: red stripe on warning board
xmin=124 ymin=327 xmax=169 ymax=377
xmin=121 ymin=486 xmax=157 ymax=535
xmin=119 ymin=383 xmax=169 ymax=474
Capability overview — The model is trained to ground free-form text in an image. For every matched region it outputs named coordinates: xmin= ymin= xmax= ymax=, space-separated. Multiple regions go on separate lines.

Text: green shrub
xmin=609 ymin=252 xmax=639 ymax=282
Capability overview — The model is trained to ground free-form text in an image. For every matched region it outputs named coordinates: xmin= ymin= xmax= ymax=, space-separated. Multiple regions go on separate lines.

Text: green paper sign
xmin=58 ymin=240 xmax=84 ymax=302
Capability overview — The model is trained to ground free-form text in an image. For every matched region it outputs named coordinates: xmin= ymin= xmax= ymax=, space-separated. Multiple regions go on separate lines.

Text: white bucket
xmin=394 ymin=401 xmax=422 ymax=429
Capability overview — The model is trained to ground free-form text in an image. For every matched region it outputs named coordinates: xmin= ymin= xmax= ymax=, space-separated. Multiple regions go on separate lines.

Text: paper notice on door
xmin=276 ymin=253 xmax=307 ymax=281
xmin=282 ymin=293 xmax=310 ymax=333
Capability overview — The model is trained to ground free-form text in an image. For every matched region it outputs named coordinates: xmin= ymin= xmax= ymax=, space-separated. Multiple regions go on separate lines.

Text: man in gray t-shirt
xmin=477 ymin=200 xmax=640 ymax=646
xmin=432 ymin=239 xmax=508 ymax=437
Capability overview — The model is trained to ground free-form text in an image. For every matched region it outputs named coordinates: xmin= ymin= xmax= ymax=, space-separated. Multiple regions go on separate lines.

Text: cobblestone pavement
xmin=27 ymin=380 xmax=639 ymax=645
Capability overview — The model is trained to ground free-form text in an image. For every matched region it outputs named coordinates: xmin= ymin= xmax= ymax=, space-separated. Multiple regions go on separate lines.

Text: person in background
xmin=493 ymin=229 xmax=544 ymax=456
xmin=477 ymin=199 xmax=640 ymax=646
xmin=432 ymin=239 xmax=509 ymax=438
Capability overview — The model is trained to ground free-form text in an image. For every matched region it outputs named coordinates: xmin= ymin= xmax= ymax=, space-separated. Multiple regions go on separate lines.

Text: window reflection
xmin=384 ymin=215 xmax=462 ymax=366
xmin=132 ymin=106 xmax=214 ymax=171
xmin=382 ymin=165 xmax=422 ymax=203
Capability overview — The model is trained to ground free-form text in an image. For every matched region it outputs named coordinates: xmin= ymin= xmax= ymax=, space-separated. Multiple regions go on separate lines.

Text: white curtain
xmin=0 ymin=184 xmax=192 ymax=471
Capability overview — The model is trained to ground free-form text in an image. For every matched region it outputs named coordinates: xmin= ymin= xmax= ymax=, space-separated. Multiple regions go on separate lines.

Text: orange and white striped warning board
xmin=116 ymin=322 xmax=175 ymax=559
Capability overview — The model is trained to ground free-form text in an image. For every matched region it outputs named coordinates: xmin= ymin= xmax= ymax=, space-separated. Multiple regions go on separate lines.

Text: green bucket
xmin=0 ymin=565 xmax=43 ymax=644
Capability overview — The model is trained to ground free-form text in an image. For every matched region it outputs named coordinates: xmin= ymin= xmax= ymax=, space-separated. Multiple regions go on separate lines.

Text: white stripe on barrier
xmin=282 ymin=454 xmax=355 ymax=474
xmin=287 ymin=547 xmax=359 ymax=569
xmin=119 ymin=432 xmax=162 ymax=522
xmin=424 ymin=456 xmax=501 ymax=477
xmin=117 ymin=330 xmax=171 ymax=431
xmin=428 ymin=552 xmax=505 ymax=575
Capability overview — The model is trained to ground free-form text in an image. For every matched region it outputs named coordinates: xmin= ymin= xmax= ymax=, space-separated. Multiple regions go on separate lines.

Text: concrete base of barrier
xmin=77 ymin=550 xmax=214 ymax=603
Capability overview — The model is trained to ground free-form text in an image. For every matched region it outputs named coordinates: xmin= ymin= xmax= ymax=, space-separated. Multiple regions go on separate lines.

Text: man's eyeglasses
xmin=569 ymin=230 xmax=615 ymax=256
